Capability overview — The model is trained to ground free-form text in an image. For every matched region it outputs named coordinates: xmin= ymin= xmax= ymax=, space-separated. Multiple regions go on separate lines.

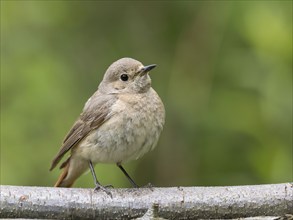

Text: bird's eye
xmin=120 ymin=74 xmax=129 ymax=81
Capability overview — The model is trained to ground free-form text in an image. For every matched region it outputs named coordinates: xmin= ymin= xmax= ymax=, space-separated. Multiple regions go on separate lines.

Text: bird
xmin=49 ymin=57 xmax=165 ymax=195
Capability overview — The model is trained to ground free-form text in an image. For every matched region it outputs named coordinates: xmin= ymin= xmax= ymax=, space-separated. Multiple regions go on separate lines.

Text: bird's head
xmin=99 ymin=57 xmax=156 ymax=94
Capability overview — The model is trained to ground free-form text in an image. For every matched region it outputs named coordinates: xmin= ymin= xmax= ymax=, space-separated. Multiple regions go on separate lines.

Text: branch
xmin=0 ymin=183 xmax=292 ymax=219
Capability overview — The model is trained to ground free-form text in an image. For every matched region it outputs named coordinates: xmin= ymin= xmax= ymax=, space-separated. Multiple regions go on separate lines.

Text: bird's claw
xmin=94 ymin=184 xmax=113 ymax=198
xmin=141 ymin=182 xmax=154 ymax=191
xmin=143 ymin=182 xmax=153 ymax=188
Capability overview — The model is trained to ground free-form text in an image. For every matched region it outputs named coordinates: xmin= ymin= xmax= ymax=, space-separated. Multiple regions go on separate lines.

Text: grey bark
xmin=0 ymin=183 xmax=292 ymax=219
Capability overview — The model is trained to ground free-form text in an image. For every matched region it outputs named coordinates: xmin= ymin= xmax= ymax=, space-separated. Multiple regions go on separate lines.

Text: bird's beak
xmin=140 ymin=64 xmax=157 ymax=75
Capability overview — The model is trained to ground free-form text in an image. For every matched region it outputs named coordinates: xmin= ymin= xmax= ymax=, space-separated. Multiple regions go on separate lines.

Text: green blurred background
xmin=1 ymin=1 xmax=292 ymax=188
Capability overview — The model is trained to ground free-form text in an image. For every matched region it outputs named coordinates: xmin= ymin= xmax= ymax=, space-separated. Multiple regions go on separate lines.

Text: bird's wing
xmin=49 ymin=93 xmax=117 ymax=171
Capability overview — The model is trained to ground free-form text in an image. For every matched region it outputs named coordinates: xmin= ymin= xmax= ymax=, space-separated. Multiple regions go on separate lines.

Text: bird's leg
xmin=88 ymin=161 xmax=113 ymax=197
xmin=117 ymin=163 xmax=139 ymax=188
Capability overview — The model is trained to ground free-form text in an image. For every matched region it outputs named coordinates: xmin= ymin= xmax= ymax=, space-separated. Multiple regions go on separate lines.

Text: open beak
xmin=140 ymin=64 xmax=157 ymax=75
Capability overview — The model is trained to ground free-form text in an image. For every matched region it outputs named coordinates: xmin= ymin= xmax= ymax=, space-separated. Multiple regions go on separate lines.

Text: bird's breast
xmin=77 ymin=89 xmax=165 ymax=164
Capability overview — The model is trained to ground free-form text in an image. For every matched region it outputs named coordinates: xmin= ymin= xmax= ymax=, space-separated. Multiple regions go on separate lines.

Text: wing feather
xmin=49 ymin=93 xmax=117 ymax=171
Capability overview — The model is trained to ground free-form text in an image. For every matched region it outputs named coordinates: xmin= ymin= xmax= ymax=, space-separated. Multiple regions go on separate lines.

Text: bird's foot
xmin=142 ymin=183 xmax=154 ymax=191
xmin=94 ymin=183 xmax=113 ymax=198
xmin=142 ymin=182 xmax=153 ymax=188
xmin=131 ymin=182 xmax=139 ymax=188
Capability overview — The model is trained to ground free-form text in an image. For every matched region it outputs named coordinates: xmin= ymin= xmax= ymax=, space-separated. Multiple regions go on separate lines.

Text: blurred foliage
xmin=1 ymin=1 xmax=292 ymax=188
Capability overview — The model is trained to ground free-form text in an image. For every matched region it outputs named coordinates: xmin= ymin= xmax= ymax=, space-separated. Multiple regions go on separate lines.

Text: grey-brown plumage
xmin=50 ymin=58 xmax=165 ymax=191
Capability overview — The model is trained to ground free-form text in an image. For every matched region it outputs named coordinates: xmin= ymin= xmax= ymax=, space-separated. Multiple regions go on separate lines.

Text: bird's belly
xmin=76 ymin=112 xmax=161 ymax=164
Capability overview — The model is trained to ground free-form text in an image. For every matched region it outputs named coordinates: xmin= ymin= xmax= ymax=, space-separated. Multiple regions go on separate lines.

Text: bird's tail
xmin=54 ymin=157 xmax=88 ymax=187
